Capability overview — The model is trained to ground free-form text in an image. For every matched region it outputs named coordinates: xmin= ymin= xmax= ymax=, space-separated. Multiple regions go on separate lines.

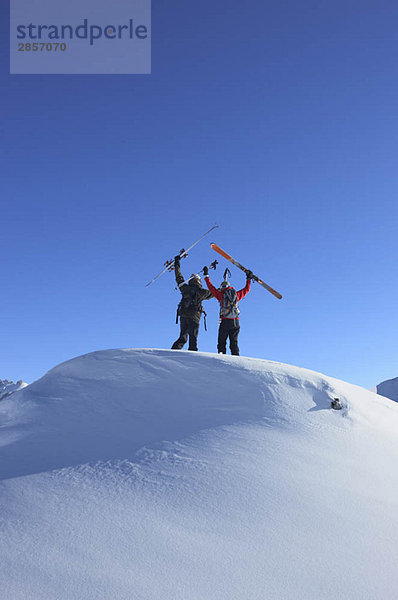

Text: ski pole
xmin=175 ymin=261 xmax=218 ymax=289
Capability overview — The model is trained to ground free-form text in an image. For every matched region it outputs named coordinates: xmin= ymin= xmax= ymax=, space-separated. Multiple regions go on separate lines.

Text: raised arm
xmin=204 ymin=275 xmax=223 ymax=302
xmin=236 ymin=277 xmax=251 ymax=301
xmin=173 ymin=258 xmax=185 ymax=286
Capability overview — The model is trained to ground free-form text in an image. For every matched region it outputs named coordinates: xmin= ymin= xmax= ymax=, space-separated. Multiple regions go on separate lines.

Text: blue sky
xmin=1 ymin=0 xmax=397 ymax=388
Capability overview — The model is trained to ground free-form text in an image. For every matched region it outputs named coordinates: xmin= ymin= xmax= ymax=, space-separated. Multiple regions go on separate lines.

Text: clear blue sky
xmin=1 ymin=0 xmax=397 ymax=388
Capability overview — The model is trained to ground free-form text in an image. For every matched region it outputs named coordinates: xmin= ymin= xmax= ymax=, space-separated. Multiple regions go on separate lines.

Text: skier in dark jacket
xmin=203 ymin=267 xmax=253 ymax=355
xmin=171 ymin=255 xmax=213 ymax=351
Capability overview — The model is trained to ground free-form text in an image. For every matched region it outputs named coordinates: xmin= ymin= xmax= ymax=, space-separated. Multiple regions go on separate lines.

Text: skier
xmin=171 ymin=255 xmax=213 ymax=351
xmin=203 ymin=266 xmax=253 ymax=356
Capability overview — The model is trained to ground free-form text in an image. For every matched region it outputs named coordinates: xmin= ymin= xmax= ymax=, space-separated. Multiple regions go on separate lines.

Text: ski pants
xmin=172 ymin=317 xmax=199 ymax=351
xmin=218 ymin=319 xmax=240 ymax=355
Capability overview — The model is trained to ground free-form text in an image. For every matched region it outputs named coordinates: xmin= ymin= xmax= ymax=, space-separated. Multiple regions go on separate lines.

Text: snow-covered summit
xmin=0 ymin=378 xmax=27 ymax=401
xmin=377 ymin=375 xmax=398 ymax=403
xmin=1 ymin=349 xmax=398 ymax=600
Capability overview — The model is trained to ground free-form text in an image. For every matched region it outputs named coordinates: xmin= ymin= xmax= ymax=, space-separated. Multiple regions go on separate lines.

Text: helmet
xmin=190 ymin=273 xmax=202 ymax=285
xmin=220 ymin=280 xmax=230 ymax=288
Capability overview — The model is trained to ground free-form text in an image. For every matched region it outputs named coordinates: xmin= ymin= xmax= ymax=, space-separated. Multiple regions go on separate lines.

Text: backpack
xmin=220 ymin=288 xmax=240 ymax=319
xmin=176 ymin=284 xmax=208 ymax=330
xmin=177 ymin=285 xmax=202 ymax=315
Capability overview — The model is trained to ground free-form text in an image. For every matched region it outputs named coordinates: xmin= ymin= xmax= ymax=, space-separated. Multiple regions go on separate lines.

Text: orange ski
xmin=210 ymin=243 xmax=282 ymax=300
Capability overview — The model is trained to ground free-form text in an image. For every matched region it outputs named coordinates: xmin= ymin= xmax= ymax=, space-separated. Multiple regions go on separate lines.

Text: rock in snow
xmin=377 ymin=376 xmax=398 ymax=403
xmin=0 ymin=378 xmax=28 ymax=401
xmin=1 ymin=348 xmax=398 ymax=600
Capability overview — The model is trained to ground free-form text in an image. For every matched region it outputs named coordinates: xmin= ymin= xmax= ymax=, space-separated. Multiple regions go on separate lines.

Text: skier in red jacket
xmin=203 ymin=266 xmax=253 ymax=355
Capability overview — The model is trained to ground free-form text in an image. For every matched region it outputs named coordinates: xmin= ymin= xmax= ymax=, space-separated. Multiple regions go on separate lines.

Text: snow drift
xmin=1 ymin=349 xmax=398 ymax=600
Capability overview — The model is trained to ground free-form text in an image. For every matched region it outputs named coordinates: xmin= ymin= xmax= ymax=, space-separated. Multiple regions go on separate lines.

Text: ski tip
xmin=266 ymin=287 xmax=283 ymax=300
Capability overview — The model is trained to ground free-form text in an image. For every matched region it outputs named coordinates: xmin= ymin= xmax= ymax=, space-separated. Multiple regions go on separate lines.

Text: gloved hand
xmin=203 ymin=266 xmax=209 ymax=276
xmin=174 ymin=254 xmax=181 ymax=265
xmin=246 ymin=270 xmax=254 ymax=280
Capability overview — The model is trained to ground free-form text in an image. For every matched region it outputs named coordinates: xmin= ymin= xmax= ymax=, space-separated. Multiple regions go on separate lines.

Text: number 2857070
xmin=18 ymin=43 xmax=67 ymax=52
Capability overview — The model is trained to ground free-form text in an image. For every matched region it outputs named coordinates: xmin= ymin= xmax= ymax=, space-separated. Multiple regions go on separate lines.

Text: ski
xmin=210 ymin=243 xmax=282 ymax=300
xmin=145 ymin=225 xmax=219 ymax=287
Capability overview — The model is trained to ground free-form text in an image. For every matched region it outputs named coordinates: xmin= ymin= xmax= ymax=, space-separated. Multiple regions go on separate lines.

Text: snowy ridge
xmin=1 ymin=349 xmax=398 ymax=600
xmin=377 ymin=376 xmax=398 ymax=403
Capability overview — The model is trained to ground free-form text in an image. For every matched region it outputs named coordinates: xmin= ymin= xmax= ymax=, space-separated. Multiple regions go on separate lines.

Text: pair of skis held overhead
xmin=145 ymin=225 xmax=282 ymax=300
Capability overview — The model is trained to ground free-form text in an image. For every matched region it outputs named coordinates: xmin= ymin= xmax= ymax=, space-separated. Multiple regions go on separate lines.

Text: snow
xmin=377 ymin=376 xmax=398 ymax=403
xmin=1 ymin=348 xmax=398 ymax=600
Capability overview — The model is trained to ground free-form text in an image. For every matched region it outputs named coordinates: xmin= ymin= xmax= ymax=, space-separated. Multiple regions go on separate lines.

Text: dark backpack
xmin=220 ymin=288 xmax=240 ymax=319
xmin=176 ymin=284 xmax=208 ymax=330
xmin=177 ymin=285 xmax=202 ymax=315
